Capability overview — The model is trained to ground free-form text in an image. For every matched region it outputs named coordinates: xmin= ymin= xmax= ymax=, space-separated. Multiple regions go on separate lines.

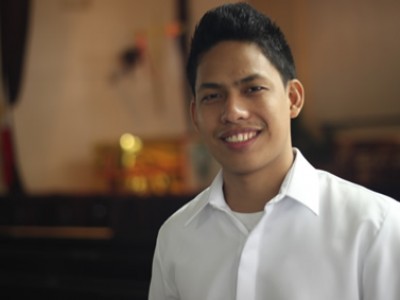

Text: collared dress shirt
xmin=148 ymin=149 xmax=400 ymax=300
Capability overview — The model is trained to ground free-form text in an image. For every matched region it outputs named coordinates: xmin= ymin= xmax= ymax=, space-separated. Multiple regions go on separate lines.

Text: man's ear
xmin=288 ymin=79 xmax=305 ymax=119
xmin=190 ymin=99 xmax=199 ymax=132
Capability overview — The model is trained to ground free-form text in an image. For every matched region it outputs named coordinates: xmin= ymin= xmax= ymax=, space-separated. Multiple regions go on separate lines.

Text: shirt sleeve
xmin=148 ymin=235 xmax=179 ymax=300
xmin=362 ymin=200 xmax=400 ymax=300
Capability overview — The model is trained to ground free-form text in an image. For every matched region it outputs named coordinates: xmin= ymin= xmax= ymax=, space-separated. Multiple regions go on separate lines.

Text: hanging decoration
xmin=110 ymin=20 xmax=184 ymax=84
xmin=0 ymin=0 xmax=31 ymax=195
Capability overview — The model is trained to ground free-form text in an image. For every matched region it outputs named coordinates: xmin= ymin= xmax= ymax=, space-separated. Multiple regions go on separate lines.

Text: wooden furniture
xmin=0 ymin=194 xmax=191 ymax=299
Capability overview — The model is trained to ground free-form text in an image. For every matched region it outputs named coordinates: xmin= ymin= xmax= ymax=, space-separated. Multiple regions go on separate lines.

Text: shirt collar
xmin=184 ymin=148 xmax=320 ymax=226
xmin=184 ymin=170 xmax=225 ymax=226
xmin=279 ymin=148 xmax=320 ymax=215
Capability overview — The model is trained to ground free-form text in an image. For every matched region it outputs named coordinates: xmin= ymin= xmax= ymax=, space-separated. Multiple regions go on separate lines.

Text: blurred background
xmin=0 ymin=0 xmax=399 ymax=299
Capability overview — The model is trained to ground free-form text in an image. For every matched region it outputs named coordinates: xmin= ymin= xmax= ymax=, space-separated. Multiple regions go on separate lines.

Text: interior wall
xmin=309 ymin=0 xmax=400 ymax=125
xmin=13 ymin=0 xmax=189 ymax=193
xmin=252 ymin=0 xmax=400 ymax=132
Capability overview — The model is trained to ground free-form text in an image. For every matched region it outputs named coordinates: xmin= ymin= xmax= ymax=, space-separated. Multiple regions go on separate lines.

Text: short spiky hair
xmin=186 ymin=2 xmax=296 ymax=95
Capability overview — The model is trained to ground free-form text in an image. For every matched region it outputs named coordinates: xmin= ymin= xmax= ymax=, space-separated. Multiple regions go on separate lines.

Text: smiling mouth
xmin=223 ymin=131 xmax=259 ymax=143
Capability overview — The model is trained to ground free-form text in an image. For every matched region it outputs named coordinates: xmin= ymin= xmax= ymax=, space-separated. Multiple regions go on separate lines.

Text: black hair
xmin=186 ymin=2 xmax=296 ymax=95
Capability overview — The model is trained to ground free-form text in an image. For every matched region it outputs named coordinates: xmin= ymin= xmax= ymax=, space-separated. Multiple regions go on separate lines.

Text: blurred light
xmin=120 ymin=133 xmax=143 ymax=153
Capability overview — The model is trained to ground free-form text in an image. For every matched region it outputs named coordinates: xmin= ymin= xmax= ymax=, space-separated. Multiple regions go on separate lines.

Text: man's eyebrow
xmin=196 ymin=82 xmax=223 ymax=92
xmin=196 ymin=73 xmax=268 ymax=93
xmin=234 ymin=73 xmax=267 ymax=85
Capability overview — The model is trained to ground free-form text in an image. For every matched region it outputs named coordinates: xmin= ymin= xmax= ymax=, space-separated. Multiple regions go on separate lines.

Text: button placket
xmin=236 ymin=203 xmax=276 ymax=300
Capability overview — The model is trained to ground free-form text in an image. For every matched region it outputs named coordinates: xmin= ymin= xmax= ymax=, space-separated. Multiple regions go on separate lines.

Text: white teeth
xmin=225 ymin=132 xmax=256 ymax=143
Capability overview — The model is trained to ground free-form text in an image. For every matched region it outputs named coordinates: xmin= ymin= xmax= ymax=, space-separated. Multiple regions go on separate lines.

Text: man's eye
xmin=246 ymin=86 xmax=265 ymax=94
xmin=201 ymin=93 xmax=221 ymax=102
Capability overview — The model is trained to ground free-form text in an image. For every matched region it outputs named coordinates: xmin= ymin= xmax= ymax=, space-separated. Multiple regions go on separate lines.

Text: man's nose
xmin=220 ymin=94 xmax=249 ymax=123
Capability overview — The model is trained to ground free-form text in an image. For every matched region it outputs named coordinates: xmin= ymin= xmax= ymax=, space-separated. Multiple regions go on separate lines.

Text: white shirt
xmin=148 ymin=149 xmax=400 ymax=300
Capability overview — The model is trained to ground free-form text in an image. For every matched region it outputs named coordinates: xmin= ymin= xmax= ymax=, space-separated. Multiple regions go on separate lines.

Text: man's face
xmin=191 ymin=41 xmax=303 ymax=177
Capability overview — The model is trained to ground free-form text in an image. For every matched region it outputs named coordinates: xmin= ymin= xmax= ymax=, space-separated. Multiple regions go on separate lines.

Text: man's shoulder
xmin=158 ymin=187 xmax=211 ymax=234
xmin=317 ymin=168 xmax=395 ymax=199
xmin=316 ymin=168 xmax=400 ymax=221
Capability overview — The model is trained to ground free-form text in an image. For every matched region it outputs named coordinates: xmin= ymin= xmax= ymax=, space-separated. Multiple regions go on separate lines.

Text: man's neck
xmin=223 ymin=151 xmax=295 ymax=213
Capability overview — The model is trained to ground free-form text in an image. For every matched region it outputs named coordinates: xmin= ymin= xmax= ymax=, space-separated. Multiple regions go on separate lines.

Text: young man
xmin=149 ymin=3 xmax=400 ymax=300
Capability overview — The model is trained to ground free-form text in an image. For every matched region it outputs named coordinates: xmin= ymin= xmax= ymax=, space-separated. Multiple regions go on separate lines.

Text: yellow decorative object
xmin=95 ymin=134 xmax=215 ymax=196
